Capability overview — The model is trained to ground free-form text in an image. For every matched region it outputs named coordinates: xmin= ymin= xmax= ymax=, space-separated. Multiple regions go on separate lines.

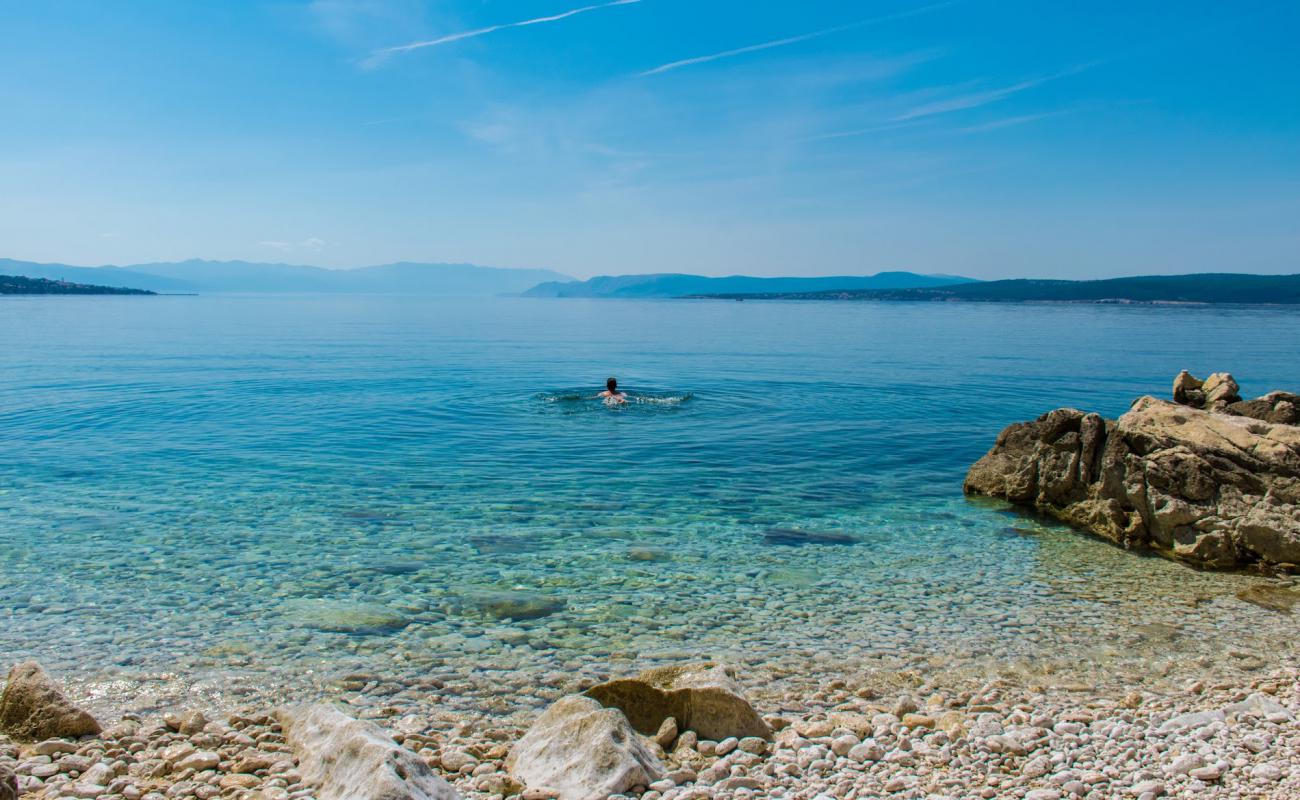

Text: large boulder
xmin=585 ymin=662 xmax=771 ymax=741
xmin=276 ymin=704 xmax=459 ymax=800
xmin=0 ymin=662 xmax=101 ymax=741
xmin=965 ymin=394 xmax=1300 ymax=569
xmin=507 ymin=695 xmax=663 ymax=800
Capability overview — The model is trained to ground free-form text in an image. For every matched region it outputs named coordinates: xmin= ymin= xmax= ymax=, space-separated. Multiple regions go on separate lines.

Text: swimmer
xmin=598 ymin=376 xmax=628 ymax=405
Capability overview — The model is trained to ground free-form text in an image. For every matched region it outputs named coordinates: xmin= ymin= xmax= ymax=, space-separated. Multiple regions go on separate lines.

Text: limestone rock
xmin=276 ymin=703 xmax=458 ymax=800
xmin=585 ymin=662 xmax=771 ymax=741
xmin=506 ymin=695 xmax=664 ymax=800
xmin=965 ymin=394 xmax=1300 ymax=569
xmin=0 ymin=662 xmax=101 ymax=741
xmin=1230 ymin=392 xmax=1300 ymax=425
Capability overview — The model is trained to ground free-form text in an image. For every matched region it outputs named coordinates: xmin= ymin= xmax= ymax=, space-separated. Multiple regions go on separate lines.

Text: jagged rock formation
xmin=276 ymin=704 xmax=459 ymax=800
xmin=0 ymin=662 xmax=101 ymax=741
xmin=506 ymin=695 xmax=664 ymax=800
xmin=585 ymin=662 xmax=772 ymax=742
xmin=965 ymin=378 xmax=1300 ymax=569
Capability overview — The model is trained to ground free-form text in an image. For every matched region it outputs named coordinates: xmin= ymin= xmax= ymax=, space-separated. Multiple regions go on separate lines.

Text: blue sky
xmin=1 ymin=1 xmax=1296 ymax=279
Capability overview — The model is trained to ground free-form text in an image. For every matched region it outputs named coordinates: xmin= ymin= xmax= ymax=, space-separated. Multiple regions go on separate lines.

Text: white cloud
xmin=366 ymin=0 xmax=642 ymax=66
xmin=638 ymin=2 xmax=953 ymax=77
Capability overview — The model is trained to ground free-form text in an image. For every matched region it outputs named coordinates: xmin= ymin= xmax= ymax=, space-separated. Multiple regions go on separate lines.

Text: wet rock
xmin=585 ymin=662 xmax=771 ymax=741
xmin=0 ymin=662 xmax=101 ymax=741
xmin=761 ymin=528 xmax=857 ymax=546
xmin=506 ymin=695 xmax=663 ymax=800
xmin=276 ymin=703 xmax=458 ymax=800
xmin=465 ymin=591 xmax=566 ymax=621
xmin=965 ymin=392 xmax=1300 ymax=569
xmin=281 ymin=600 xmax=411 ymax=635
xmin=1236 ymin=584 xmax=1299 ymax=614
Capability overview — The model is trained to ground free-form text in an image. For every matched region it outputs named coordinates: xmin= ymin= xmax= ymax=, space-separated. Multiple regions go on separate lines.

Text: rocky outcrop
xmin=585 ymin=662 xmax=772 ymax=741
xmin=276 ymin=704 xmax=459 ymax=800
xmin=507 ymin=695 xmax=664 ymax=800
xmin=0 ymin=662 xmax=101 ymax=741
xmin=965 ymin=392 xmax=1300 ymax=569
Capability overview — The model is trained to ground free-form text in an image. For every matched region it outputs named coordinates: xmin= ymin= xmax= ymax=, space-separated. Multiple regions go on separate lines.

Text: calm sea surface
xmin=1 ymin=295 xmax=1298 ymax=714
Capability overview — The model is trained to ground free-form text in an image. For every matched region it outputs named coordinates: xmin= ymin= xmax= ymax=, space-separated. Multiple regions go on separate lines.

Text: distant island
xmin=0 ymin=274 xmax=155 ymax=295
xmin=687 ymin=273 xmax=1300 ymax=305
xmin=0 ymin=258 xmax=571 ymax=296
xmin=523 ymin=271 xmax=974 ymax=298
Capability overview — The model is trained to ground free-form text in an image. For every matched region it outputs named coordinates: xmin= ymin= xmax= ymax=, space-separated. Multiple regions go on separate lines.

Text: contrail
xmin=369 ymin=0 xmax=641 ymax=62
xmin=639 ymin=1 xmax=953 ymax=77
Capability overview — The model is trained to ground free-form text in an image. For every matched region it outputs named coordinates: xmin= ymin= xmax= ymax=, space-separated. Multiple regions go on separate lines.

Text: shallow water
xmin=0 ymin=295 xmax=1297 ymax=715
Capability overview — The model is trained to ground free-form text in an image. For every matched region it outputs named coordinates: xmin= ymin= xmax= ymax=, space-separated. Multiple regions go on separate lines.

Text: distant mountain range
xmin=0 ymin=258 xmax=571 ymax=295
xmin=523 ymin=271 xmax=975 ymax=298
xmin=688 ymin=273 xmax=1300 ymax=304
xmin=0 ymin=274 xmax=155 ymax=295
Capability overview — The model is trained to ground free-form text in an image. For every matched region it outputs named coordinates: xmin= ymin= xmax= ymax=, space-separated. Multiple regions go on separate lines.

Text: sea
xmin=1 ymin=294 xmax=1297 ymax=715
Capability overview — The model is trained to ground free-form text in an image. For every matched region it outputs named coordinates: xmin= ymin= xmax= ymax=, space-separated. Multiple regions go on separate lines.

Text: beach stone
xmin=32 ymin=739 xmax=78 ymax=756
xmin=281 ymin=600 xmax=411 ymax=635
xmin=585 ymin=663 xmax=771 ymax=741
xmin=0 ymin=662 xmax=101 ymax=741
xmin=653 ymin=717 xmax=678 ymax=749
xmin=1158 ymin=710 xmax=1224 ymax=734
xmin=276 ymin=703 xmax=458 ymax=800
xmin=965 ymin=394 xmax=1300 ymax=568
xmin=1223 ymin=691 xmax=1293 ymax=719
xmin=506 ymin=695 xmax=663 ymax=800
xmin=465 ymin=590 xmax=566 ymax=621
xmin=0 ymin=765 xmax=14 ymax=800
xmin=175 ymin=751 xmax=219 ymax=772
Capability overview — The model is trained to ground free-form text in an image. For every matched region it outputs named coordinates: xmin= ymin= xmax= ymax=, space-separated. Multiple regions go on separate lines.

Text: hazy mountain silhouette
xmin=0 ymin=258 xmax=571 ymax=295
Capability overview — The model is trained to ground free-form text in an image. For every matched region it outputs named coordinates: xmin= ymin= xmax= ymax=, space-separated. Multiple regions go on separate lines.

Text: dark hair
xmin=606 ymin=376 xmax=618 ymax=392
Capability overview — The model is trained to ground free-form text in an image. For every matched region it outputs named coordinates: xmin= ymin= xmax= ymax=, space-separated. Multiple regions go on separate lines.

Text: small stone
xmin=653 ymin=717 xmax=678 ymax=749
xmin=32 ymin=740 xmax=79 ymax=757
xmin=847 ymin=742 xmax=883 ymax=763
xmin=829 ymin=734 xmax=858 ymax=757
xmin=1251 ymin=763 xmax=1282 ymax=782
xmin=737 ymin=736 xmax=766 ymax=755
xmin=891 ymin=696 xmax=918 ymax=716
xmin=1189 ymin=765 xmax=1222 ymax=782
xmin=900 ymin=713 xmax=934 ymax=729
xmin=714 ymin=737 xmax=738 ymax=756
xmin=174 ymin=751 xmax=220 ymax=772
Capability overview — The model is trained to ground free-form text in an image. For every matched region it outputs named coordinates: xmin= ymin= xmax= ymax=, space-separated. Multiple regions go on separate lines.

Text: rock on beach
xmin=277 ymin=703 xmax=459 ymax=800
xmin=507 ymin=694 xmax=664 ymax=800
xmin=0 ymin=662 xmax=100 ymax=741
xmin=585 ymin=662 xmax=772 ymax=742
xmin=965 ymin=377 xmax=1300 ymax=568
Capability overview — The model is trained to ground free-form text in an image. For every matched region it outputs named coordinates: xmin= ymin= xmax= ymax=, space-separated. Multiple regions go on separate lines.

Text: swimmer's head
xmin=606 ymin=376 xmax=618 ymax=392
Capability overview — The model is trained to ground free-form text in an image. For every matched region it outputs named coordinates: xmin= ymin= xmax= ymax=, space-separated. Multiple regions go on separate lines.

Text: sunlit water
xmin=1 ymin=295 xmax=1297 ymax=717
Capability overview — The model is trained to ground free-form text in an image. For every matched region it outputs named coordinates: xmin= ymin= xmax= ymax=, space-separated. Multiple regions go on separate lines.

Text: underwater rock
xmin=1236 ymin=584 xmax=1299 ymax=614
xmin=278 ymin=703 xmax=459 ymax=800
xmin=0 ymin=662 xmax=101 ymax=741
xmin=762 ymin=528 xmax=857 ymax=546
xmin=507 ymin=695 xmax=663 ymax=800
xmin=965 ymin=393 xmax=1300 ymax=569
xmin=466 ymin=590 xmax=566 ymax=621
xmin=281 ymin=599 xmax=411 ymax=634
xmin=585 ymin=662 xmax=771 ymax=742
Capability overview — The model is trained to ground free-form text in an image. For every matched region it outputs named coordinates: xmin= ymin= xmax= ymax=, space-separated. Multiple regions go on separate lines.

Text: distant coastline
xmin=0 ymin=274 xmax=155 ymax=295
xmin=684 ymin=273 xmax=1300 ymax=305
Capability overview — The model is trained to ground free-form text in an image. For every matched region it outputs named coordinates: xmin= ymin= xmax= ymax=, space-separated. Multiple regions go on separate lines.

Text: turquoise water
xmin=1 ymin=295 xmax=1298 ymax=715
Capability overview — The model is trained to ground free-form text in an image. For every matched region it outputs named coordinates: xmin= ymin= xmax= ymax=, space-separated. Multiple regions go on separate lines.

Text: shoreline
xmin=4 ymin=649 xmax=1298 ymax=800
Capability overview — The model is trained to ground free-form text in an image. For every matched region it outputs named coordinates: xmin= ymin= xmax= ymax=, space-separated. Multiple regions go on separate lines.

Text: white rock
xmin=174 ymin=752 xmax=219 ymax=773
xmin=1157 ymin=710 xmax=1224 ymax=734
xmin=1251 ymin=763 xmax=1282 ymax=782
xmin=506 ymin=695 xmax=663 ymax=800
xmin=276 ymin=704 xmax=459 ymax=800
xmin=1166 ymin=754 xmax=1204 ymax=776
